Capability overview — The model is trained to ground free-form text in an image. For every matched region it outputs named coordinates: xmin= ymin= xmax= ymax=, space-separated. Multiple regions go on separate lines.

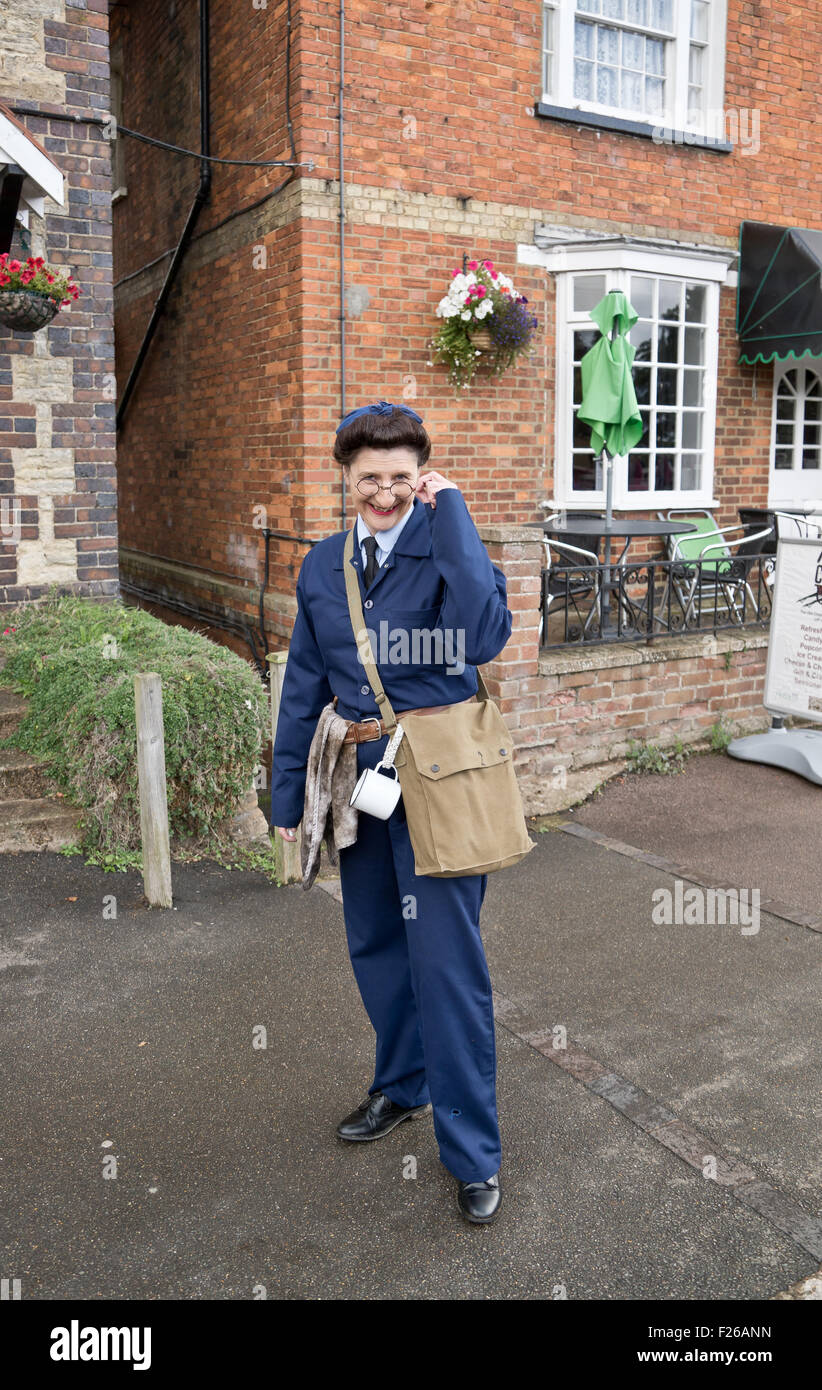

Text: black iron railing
xmin=539 ymin=553 xmax=775 ymax=648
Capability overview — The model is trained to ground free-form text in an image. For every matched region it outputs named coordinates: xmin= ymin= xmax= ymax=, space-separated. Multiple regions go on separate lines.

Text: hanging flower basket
xmin=429 ymin=258 xmax=539 ymax=390
xmin=0 ymin=254 xmax=80 ymax=332
xmin=0 ymin=289 xmax=60 ymax=331
xmin=467 ymin=325 xmax=495 ymax=351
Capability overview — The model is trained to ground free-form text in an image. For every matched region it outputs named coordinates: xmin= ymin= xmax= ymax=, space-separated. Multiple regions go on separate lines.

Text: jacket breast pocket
xmin=378 ymin=607 xmax=445 ymax=674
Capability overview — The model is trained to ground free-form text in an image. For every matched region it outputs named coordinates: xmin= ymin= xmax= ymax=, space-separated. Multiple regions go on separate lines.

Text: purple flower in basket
xmin=487 ymin=294 xmax=538 ymax=352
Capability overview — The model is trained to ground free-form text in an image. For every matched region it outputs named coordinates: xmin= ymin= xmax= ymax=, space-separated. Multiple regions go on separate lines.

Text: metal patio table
xmin=528 ymin=516 xmax=698 ymax=634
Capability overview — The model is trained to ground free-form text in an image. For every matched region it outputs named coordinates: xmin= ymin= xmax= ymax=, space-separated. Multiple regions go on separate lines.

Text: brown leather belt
xmin=340 ymin=694 xmax=477 ymax=745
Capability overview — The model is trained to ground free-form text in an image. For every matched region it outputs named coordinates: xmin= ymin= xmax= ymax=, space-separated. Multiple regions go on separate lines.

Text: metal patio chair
xmin=656 ymin=509 xmax=774 ymax=625
xmin=539 ymin=532 xmax=603 ymax=643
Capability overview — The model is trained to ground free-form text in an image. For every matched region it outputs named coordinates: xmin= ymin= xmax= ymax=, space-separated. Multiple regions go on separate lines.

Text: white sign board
xmin=763 ymin=537 xmax=822 ymax=721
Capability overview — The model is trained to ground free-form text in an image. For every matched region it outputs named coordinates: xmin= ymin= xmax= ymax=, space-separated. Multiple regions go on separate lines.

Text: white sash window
xmin=542 ymin=0 xmax=728 ymax=140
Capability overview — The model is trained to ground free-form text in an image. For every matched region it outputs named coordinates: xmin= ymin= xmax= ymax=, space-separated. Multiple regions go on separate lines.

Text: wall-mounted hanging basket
xmin=468 ymin=326 xmax=495 ymax=351
xmin=0 ymin=289 xmax=59 ymax=331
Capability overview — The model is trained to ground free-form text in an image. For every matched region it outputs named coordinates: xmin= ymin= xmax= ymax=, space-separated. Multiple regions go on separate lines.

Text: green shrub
xmin=625 ymin=737 xmax=691 ymax=776
xmin=0 ymin=591 xmax=269 ymax=857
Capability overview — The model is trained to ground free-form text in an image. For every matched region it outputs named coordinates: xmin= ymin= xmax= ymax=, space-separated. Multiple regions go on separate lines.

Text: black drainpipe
xmin=116 ymin=0 xmax=212 ymax=430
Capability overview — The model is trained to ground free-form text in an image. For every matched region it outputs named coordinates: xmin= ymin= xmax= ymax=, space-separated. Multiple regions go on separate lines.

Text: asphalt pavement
xmin=0 ymin=748 xmax=820 ymax=1300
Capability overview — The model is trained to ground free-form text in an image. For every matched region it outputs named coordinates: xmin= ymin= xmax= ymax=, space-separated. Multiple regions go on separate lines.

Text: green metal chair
xmin=656 ymin=510 xmax=774 ymax=625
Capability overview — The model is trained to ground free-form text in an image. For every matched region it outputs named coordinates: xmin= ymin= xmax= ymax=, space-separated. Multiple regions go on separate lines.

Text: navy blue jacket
xmin=269 ymin=489 xmax=512 ymax=829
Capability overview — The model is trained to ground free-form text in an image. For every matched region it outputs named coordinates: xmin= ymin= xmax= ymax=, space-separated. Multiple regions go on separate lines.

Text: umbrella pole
xmin=602 ymin=447 xmax=613 ymax=631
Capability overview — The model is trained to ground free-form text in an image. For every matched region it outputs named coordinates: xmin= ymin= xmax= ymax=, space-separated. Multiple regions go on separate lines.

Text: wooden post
xmin=267 ymin=651 xmax=302 ymax=884
xmin=134 ymin=672 xmax=173 ymax=908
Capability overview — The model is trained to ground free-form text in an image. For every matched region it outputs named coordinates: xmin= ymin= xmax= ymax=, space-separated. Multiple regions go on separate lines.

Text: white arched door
xmin=769 ymin=362 xmax=822 ymax=507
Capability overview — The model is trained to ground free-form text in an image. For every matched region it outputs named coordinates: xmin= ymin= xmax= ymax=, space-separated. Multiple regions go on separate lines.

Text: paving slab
xmin=567 ymin=749 xmax=822 ymax=920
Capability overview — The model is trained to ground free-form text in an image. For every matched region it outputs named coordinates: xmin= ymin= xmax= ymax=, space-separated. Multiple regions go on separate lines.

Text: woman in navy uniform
xmin=270 ymin=401 xmax=511 ymax=1223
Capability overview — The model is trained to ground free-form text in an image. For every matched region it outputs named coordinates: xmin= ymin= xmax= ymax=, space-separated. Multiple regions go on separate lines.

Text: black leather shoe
xmin=457 ymin=1172 xmax=502 ymax=1224
xmin=336 ymin=1091 xmax=431 ymax=1142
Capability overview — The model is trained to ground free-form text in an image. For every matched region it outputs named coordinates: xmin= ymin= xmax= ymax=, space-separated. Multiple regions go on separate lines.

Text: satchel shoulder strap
xmin=342 ymin=525 xmax=491 ymax=718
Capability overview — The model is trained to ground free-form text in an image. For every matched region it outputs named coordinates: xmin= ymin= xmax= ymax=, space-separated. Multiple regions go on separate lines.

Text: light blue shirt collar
xmin=356 ymin=499 xmax=416 ymax=567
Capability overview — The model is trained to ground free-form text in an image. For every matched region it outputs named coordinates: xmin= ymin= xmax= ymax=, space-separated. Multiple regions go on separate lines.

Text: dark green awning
xmin=737 ymin=220 xmax=822 ymax=366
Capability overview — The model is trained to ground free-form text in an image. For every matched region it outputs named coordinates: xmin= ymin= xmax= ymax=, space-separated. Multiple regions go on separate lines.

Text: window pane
xmin=597 ymin=24 xmax=619 ymax=60
xmin=572 ymin=454 xmax=598 ymax=490
xmin=597 ymin=64 xmax=618 ymax=104
xmin=650 ymin=0 xmax=673 ymax=30
xmin=573 ymin=365 xmax=582 ymax=405
xmin=688 ymin=45 xmax=703 ymax=82
xmin=775 ymin=422 xmax=794 ymax=446
xmin=636 ymin=409 xmax=651 ymax=447
xmin=657 ymin=324 xmax=679 ymax=362
xmin=602 ymin=0 xmax=624 ymax=17
xmin=621 ymin=68 xmax=643 ymax=108
xmin=630 ymin=277 xmax=654 ymax=317
xmin=625 ymin=0 xmax=648 ymax=23
xmin=630 ymin=321 xmax=654 ymax=360
xmin=684 ymin=283 xmax=707 ymax=323
xmin=633 ymin=365 xmax=651 ymax=404
xmin=574 ymin=327 xmax=600 ymax=357
xmin=690 ymin=0 xmax=709 ymax=41
xmin=774 ymin=447 xmax=793 ymax=469
xmin=655 ymin=453 xmax=675 ymax=489
xmin=805 ymin=397 xmax=821 ymax=422
xmin=645 ymin=38 xmax=665 ymax=75
xmin=628 ymin=453 xmax=650 ymax=490
xmin=656 ymin=367 xmax=678 ymax=405
xmin=682 ymin=369 xmax=704 ymax=405
xmin=802 ymin=449 xmax=820 ymax=470
xmin=658 ymin=280 xmax=681 ymax=320
xmin=684 ymin=327 xmax=705 ymax=365
xmin=681 ymin=453 xmax=701 ymax=489
xmin=573 ymin=275 xmax=607 ymax=312
xmin=644 ymin=76 xmax=665 ymax=112
xmin=575 ymin=20 xmax=595 ymax=57
xmin=681 ymin=412 xmax=702 ymax=449
xmin=577 ymin=0 xmax=599 ymax=12
xmin=622 ymin=30 xmax=644 ymax=69
xmin=805 ymin=372 xmax=822 ymax=398
xmin=656 ymin=412 xmax=676 ymax=446
xmin=575 ymin=58 xmax=594 ymax=98
xmin=574 ymin=412 xmax=594 ymax=447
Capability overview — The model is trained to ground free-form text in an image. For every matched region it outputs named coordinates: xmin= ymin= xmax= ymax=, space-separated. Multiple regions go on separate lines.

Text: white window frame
xmin=768 ymin=360 xmax=822 ymax=509
xmin=542 ymin=0 xmax=728 ymax=142
xmin=519 ymin=239 xmax=733 ymax=510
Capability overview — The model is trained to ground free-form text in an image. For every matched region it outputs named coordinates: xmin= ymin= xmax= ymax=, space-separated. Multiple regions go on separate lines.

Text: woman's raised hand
xmin=414 ymin=471 xmax=460 ymax=509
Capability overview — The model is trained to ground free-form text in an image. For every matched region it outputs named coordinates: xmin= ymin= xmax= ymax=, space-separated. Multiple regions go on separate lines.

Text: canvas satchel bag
xmin=343 ymin=525 xmax=536 ymax=877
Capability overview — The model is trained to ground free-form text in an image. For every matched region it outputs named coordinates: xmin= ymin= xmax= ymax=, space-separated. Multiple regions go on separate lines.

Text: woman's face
xmin=345 ymin=446 xmax=420 ymax=534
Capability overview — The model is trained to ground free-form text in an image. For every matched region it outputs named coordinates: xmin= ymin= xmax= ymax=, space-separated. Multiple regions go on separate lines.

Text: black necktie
xmin=362 ymin=534 xmax=379 ymax=589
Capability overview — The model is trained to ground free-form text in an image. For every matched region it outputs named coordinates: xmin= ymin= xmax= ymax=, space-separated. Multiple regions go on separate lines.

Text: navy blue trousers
xmin=337 ymin=734 xmax=502 ymax=1184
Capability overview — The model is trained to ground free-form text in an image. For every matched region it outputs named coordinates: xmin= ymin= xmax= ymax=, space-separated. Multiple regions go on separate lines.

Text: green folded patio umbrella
xmin=576 ymin=290 xmax=643 ymax=628
xmin=577 ymin=289 xmax=643 ymax=472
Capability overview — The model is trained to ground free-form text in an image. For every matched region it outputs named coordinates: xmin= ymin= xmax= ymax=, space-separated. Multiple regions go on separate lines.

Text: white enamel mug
xmin=348 ymin=722 xmax=405 ymax=819
xmin=349 ymin=761 xmax=402 ymax=819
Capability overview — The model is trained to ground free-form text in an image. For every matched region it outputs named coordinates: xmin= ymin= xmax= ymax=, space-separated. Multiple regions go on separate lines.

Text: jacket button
xmin=364 ymin=598 xmax=373 ymax=609
xmin=431 ymin=763 xmax=439 ymax=771
xmin=360 ymin=684 xmax=370 ymax=695
xmin=499 ymin=748 xmax=507 ymax=755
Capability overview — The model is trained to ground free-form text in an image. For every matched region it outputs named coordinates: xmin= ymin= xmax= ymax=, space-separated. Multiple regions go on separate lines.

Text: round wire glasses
xmin=355 ymin=478 xmax=415 ymax=500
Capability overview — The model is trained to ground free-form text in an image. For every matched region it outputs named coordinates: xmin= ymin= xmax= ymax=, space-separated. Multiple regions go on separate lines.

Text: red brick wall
xmin=302 ymin=0 xmax=817 ymax=235
xmin=112 ymin=0 xmax=811 ymax=651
